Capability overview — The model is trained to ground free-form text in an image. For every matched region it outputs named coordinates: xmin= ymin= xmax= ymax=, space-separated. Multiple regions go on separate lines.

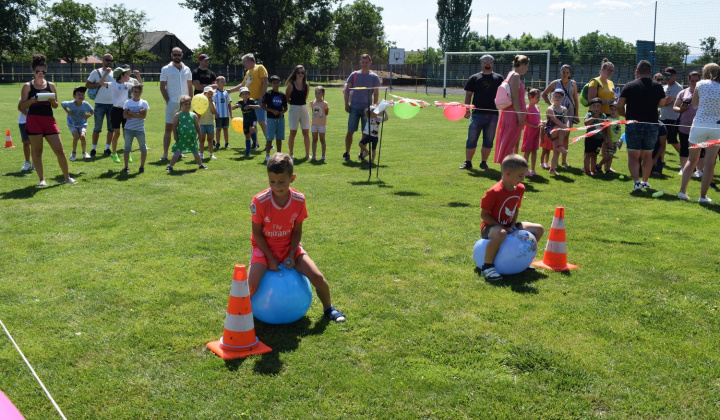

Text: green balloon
xmin=393 ymin=102 xmax=420 ymax=119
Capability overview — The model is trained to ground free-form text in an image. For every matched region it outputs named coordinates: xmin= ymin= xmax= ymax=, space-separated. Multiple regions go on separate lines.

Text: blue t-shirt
xmin=123 ymin=98 xmax=150 ymax=131
xmin=62 ymin=100 xmax=94 ymax=126
xmin=347 ymin=71 xmax=381 ymax=109
xmin=262 ymin=91 xmax=287 ymax=119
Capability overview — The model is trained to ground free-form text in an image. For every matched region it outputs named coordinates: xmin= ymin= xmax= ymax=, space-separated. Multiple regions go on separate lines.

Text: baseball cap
xmin=203 ymin=86 xmax=215 ymax=93
xmin=552 ymin=87 xmax=565 ymax=97
xmin=113 ymin=67 xmax=129 ymax=79
xmin=480 ymin=54 xmax=494 ymax=63
xmin=239 ymin=86 xmax=250 ymax=94
xmin=73 ymin=86 xmax=87 ymax=95
xmin=199 ymin=53 xmax=210 ymax=61
xmin=589 ymin=97 xmax=603 ymax=105
xmin=663 ymin=67 xmax=676 ymax=78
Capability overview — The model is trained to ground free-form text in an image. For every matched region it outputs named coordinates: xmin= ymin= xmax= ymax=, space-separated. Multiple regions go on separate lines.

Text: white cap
xmin=203 ymin=86 xmax=215 ymax=93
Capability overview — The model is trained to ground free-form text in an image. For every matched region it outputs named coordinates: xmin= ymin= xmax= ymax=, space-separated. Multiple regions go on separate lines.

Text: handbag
xmin=87 ymin=69 xmax=101 ymax=100
xmin=494 ymin=74 xmax=513 ymax=110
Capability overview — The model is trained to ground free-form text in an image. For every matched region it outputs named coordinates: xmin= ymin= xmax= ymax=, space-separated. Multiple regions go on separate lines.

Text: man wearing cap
xmin=659 ymin=67 xmax=682 ymax=156
xmin=85 ymin=53 xmax=114 ymax=156
xmin=459 ymin=54 xmax=504 ymax=170
xmin=192 ymin=53 xmax=217 ymax=96
xmin=160 ymin=47 xmax=193 ymax=160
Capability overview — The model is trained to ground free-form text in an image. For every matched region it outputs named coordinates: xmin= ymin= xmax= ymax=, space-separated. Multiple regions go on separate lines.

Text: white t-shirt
xmin=693 ymin=80 xmax=720 ymax=124
xmin=123 ymin=98 xmax=150 ymax=131
xmin=110 ymin=80 xmax=132 ymax=108
xmin=160 ymin=62 xmax=192 ymax=103
xmin=87 ymin=69 xmax=113 ymax=105
xmin=18 ymin=97 xmax=26 ymax=123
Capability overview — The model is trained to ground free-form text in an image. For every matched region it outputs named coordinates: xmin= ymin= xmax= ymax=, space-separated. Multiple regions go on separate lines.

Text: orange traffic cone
xmin=207 ymin=264 xmax=272 ymax=360
xmin=532 ymin=206 xmax=578 ymax=271
xmin=4 ymin=130 xmax=15 ymax=148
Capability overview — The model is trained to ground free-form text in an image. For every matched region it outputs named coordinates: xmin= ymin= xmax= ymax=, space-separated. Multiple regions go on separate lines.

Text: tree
xmin=655 ymin=42 xmax=689 ymax=68
xmin=98 ymin=4 xmax=156 ymax=64
xmin=436 ymin=0 xmax=471 ymax=52
xmin=405 ymin=47 xmax=442 ymax=66
xmin=31 ymin=0 xmax=96 ymax=70
xmin=333 ymin=0 xmax=389 ymax=66
xmin=575 ymin=31 xmax=635 ymax=66
xmin=695 ymin=37 xmax=720 ymax=64
xmin=0 ymin=0 xmax=44 ymax=59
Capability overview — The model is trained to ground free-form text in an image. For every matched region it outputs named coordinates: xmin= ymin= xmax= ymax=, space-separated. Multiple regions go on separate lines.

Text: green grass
xmin=1 ymin=82 xmax=719 ymax=419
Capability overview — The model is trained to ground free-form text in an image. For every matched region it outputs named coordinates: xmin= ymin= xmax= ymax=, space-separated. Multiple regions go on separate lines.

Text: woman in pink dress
xmin=494 ymin=55 xmax=530 ymax=163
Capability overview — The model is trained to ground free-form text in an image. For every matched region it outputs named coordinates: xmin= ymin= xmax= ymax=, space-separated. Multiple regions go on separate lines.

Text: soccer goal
xmin=442 ymin=50 xmax=551 ymax=97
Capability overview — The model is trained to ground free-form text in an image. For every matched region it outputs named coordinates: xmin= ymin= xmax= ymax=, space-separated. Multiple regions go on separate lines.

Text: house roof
xmin=60 ymin=56 xmax=103 ymax=64
xmin=139 ymin=31 xmax=174 ymax=51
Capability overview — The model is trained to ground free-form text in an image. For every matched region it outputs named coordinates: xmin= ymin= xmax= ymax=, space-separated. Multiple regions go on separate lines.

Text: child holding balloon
xmin=521 ymin=89 xmax=542 ymax=176
xmin=247 ymin=153 xmax=346 ymax=322
xmin=166 ymin=95 xmax=207 ymax=172
xmin=198 ymin=86 xmax=218 ymax=160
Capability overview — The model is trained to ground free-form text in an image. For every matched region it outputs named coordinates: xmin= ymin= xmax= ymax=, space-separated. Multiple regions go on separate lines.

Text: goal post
xmin=442 ymin=50 xmax=551 ymax=97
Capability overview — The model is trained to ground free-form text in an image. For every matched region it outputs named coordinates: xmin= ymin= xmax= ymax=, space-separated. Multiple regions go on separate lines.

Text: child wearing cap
xmin=109 ymin=67 xmax=142 ymax=163
xmin=260 ymin=75 xmax=288 ymax=161
xmin=61 ymin=86 xmax=94 ymax=161
xmin=583 ymin=97 xmax=608 ymax=176
xmin=232 ymin=87 xmax=260 ymax=156
xmin=198 ymin=86 xmax=218 ymax=160
xmin=544 ymin=88 xmax=569 ymax=175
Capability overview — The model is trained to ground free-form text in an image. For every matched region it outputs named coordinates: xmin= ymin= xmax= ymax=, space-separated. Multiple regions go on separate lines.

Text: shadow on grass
xmin=115 ymin=171 xmax=140 ymax=181
xmin=349 ymin=179 xmax=392 ymax=188
xmin=0 ymin=183 xmax=60 ymax=199
xmin=467 ymin=167 xmax=501 ymax=180
xmin=548 ymin=173 xmax=575 ymax=183
xmin=393 ymin=191 xmax=421 ymax=197
xmin=223 ymin=316 xmax=329 ymax=374
xmin=168 ymin=168 xmax=198 ymax=176
xmin=230 ymin=154 xmax=255 ymax=162
xmin=445 ymin=201 xmax=471 ymax=208
xmin=3 ymin=170 xmax=34 ymax=178
xmin=475 ymin=266 xmax=547 ymax=294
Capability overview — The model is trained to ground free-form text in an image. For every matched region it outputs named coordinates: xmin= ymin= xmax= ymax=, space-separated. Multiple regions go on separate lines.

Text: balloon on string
xmin=443 ymin=105 xmax=466 ymax=121
xmin=231 ymin=117 xmax=244 ymax=133
xmin=393 ymin=102 xmax=420 ymax=119
xmin=191 ymin=94 xmax=209 ymax=114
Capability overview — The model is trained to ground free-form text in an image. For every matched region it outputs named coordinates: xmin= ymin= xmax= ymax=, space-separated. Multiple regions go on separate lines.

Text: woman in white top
xmin=678 ymin=63 xmax=720 ymax=202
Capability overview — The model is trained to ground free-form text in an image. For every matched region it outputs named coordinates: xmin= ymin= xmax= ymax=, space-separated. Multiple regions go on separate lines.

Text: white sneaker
xmin=678 ymin=169 xmax=683 ymax=175
xmin=210 ymin=153 xmax=217 ymax=159
xmin=699 ymin=196 xmax=712 ymax=203
xmin=289 ymin=154 xmax=294 ymax=160
xmin=69 ymin=152 xmax=76 ymax=162
xmin=65 ymin=177 xmax=77 ymax=184
xmin=633 ymin=181 xmax=643 ymax=191
xmin=310 ymin=155 xmax=315 ymax=161
xmin=21 ymin=161 xmax=32 ymax=171
xmin=321 ymin=156 xmax=326 ymax=161
xmin=693 ymin=169 xmax=703 ymax=178
xmin=265 ymin=154 xmax=270 ymax=161
xmin=38 ymin=180 xmax=47 ymax=187
xmin=641 ymin=181 xmax=651 ymax=189
xmin=82 ymin=152 xmax=91 ymax=159
xmin=678 ymin=192 xmax=690 ymax=200
xmin=200 ymin=153 xmax=204 ymax=159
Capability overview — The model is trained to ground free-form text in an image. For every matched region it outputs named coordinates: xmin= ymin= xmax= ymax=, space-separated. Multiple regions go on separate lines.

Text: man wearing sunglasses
xmin=85 ymin=53 xmax=114 ymax=156
xmin=160 ymin=47 xmax=193 ymax=160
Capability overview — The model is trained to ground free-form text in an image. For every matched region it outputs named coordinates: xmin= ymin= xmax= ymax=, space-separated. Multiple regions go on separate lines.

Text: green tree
xmin=655 ymin=42 xmax=689 ymax=68
xmin=0 ymin=0 xmax=44 ymax=59
xmin=405 ymin=47 xmax=443 ymax=65
xmin=575 ymin=31 xmax=635 ymax=66
xmin=694 ymin=37 xmax=720 ymax=64
xmin=31 ymin=0 xmax=96 ymax=70
xmin=98 ymin=4 xmax=156 ymax=64
xmin=436 ymin=0 xmax=471 ymax=52
xmin=334 ymin=0 xmax=389 ymax=66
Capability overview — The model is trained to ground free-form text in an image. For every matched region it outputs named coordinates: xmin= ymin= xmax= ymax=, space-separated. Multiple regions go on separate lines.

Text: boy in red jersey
xmin=480 ymin=154 xmax=545 ymax=281
xmin=248 ymin=153 xmax=346 ymax=322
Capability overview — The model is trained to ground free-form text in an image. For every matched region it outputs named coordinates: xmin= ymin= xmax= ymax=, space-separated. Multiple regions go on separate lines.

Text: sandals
xmin=324 ymin=306 xmax=346 ymax=323
xmin=481 ymin=266 xmax=503 ymax=281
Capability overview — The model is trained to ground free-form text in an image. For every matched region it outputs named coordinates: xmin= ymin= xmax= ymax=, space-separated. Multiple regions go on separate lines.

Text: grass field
xmin=1 ymin=81 xmax=719 ymax=419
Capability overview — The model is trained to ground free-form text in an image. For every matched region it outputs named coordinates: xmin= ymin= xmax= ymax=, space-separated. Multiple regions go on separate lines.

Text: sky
xmin=52 ymin=0 xmax=716 ymax=57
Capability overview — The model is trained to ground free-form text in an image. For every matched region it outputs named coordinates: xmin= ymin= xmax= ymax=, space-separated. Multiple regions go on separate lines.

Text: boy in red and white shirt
xmin=480 ymin=154 xmax=545 ymax=281
xmin=248 ymin=153 xmax=345 ymax=322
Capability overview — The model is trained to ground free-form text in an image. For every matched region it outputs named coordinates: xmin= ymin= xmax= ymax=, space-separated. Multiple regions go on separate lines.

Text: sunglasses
xmin=35 ymin=70 xmax=47 ymax=75
xmin=297 ymin=71 xmax=305 ymax=74
xmin=172 ymin=53 xmax=183 ymax=57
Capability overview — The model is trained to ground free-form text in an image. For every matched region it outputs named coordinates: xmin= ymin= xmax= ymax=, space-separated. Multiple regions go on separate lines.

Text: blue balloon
xmin=251 ymin=266 xmax=313 ymax=324
xmin=621 ymin=133 xmax=626 ymax=143
xmin=473 ymin=230 xmax=538 ymax=275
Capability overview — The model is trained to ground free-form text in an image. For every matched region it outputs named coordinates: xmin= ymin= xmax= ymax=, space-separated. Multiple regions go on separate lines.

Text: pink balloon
xmin=444 ymin=105 xmax=466 ymax=121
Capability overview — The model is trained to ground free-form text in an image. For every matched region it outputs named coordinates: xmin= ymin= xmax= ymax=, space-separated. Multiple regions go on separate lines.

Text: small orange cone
xmin=207 ymin=264 xmax=272 ymax=360
xmin=532 ymin=206 xmax=578 ymax=271
xmin=4 ymin=130 xmax=15 ymax=148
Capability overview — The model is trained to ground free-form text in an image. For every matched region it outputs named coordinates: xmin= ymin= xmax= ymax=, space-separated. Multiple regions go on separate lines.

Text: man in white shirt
xmin=85 ymin=53 xmax=114 ymax=156
xmin=159 ymin=47 xmax=193 ymax=160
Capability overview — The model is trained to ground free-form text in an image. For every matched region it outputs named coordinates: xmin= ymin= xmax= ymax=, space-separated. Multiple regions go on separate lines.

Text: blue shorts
xmin=200 ymin=124 xmax=215 ymax=135
xmin=255 ymin=108 xmax=267 ymax=123
xmin=93 ymin=103 xmax=114 ymax=133
xmin=18 ymin=123 xmax=29 ymax=142
xmin=266 ymin=118 xmax=285 ymax=141
xmin=68 ymin=122 xmax=88 ymax=134
xmin=359 ymin=134 xmax=379 ymax=150
xmin=215 ymin=117 xmax=229 ymax=129
xmin=625 ymin=123 xmax=659 ymax=152
xmin=124 ymin=129 xmax=147 ymax=152
xmin=347 ymin=107 xmax=367 ymax=132
xmin=466 ymin=112 xmax=499 ymax=149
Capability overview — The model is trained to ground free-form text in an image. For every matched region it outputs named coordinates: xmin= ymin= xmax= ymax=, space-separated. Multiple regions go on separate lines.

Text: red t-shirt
xmin=250 ymin=187 xmax=308 ymax=261
xmin=480 ymin=181 xmax=525 ymax=231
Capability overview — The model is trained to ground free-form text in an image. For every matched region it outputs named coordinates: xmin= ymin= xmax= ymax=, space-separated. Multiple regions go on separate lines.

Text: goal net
xmin=442 ymin=50 xmax=551 ymax=97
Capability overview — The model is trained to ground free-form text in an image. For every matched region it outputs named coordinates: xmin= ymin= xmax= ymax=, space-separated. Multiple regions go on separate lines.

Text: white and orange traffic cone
xmin=207 ymin=264 xmax=271 ymax=360
xmin=4 ymin=130 xmax=15 ymax=148
xmin=532 ymin=206 xmax=578 ymax=271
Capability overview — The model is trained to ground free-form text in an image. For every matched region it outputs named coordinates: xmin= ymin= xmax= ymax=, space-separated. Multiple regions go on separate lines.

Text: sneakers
xmin=82 ymin=152 xmax=91 ymax=159
xmin=65 ymin=177 xmax=77 ymax=184
xmin=540 ymin=163 xmax=550 ymax=169
xmin=693 ymin=169 xmax=703 ymax=178
xmin=342 ymin=152 xmax=350 ymax=161
xmin=525 ymin=171 xmax=533 ymax=177
xmin=252 ymin=143 xmax=259 ymax=149
xmin=103 ymin=148 xmax=111 ymax=155
xmin=69 ymin=152 xmax=76 ymax=162
xmin=321 ymin=156 xmax=326 ymax=161
xmin=561 ymin=162 xmax=570 ymax=167
xmin=459 ymin=161 xmax=473 ymax=170
xmin=699 ymin=196 xmax=713 ymax=203
xmin=110 ymin=153 xmax=121 ymax=163
xmin=200 ymin=153 xmax=204 ymax=159
xmin=529 ymin=170 xmax=537 ymax=176
xmin=210 ymin=153 xmax=217 ymax=159
xmin=225 ymin=143 xmax=230 ymax=149
xmin=21 ymin=161 xmax=32 ymax=171
xmin=641 ymin=181 xmax=651 ymax=189
xmin=90 ymin=149 xmax=96 ymax=157
xmin=138 ymin=166 xmax=145 ymax=173
xmin=678 ymin=192 xmax=690 ymax=200
xmin=121 ymin=167 xmax=130 ymax=174
xmin=634 ymin=181 xmax=643 ymax=191
xmin=324 ymin=306 xmax=346 ymax=323
xmin=198 ymin=164 xmax=208 ymax=169
xmin=678 ymin=169 xmax=684 ymax=175
xmin=595 ymin=164 xmax=602 ymax=173
xmin=38 ymin=180 xmax=47 ymax=187
xmin=481 ymin=266 xmax=503 ymax=281
xmin=359 ymin=151 xmax=368 ymax=161
xmin=166 ymin=165 xmax=173 ymax=172
xmin=479 ymin=161 xmax=489 ymax=170
xmin=265 ymin=154 xmax=270 ymax=162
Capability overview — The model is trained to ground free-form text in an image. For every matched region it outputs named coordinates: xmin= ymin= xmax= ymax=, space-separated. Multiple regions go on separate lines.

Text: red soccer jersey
xmin=250 ymin=188 xmax=308 ymax=261
xmin=480 ymin=181 xmax=525 ymax=231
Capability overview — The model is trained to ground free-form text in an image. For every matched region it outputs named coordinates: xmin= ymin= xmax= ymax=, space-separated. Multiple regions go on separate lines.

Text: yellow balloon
xmin=191 ymin=94 xmax=209 ymax=115
xmin=231 ymin=117 xmax=244 ymax=133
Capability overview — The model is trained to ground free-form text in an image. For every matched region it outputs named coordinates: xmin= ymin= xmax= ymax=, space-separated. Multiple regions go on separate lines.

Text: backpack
xmin=494 ymin=75 xmax=512 ymax=110
xmin=580 ymin=77 xmax=602 ymax=107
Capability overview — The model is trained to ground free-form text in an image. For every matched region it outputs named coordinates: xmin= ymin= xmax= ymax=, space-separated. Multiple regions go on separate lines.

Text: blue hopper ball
xmin=251 ymin=265 xmax=313 ymax=324
xmin=473 ymin=230 xmax=538 ymax=275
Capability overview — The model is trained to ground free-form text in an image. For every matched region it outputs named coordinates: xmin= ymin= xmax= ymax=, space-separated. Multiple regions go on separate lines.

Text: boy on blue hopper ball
xmin=247 ymin=153 xmax=346 ymax=322
xmin=480 ymin=154 xmax=545 ymax=281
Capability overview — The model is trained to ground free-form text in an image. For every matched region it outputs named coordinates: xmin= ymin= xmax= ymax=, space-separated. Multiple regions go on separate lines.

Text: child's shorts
xmin=540 ymin=133 xmax=554 ymax=151
xmin=18 ymin=123 xmax=29 ymax=142
xmin=200 ymin=124 xmax=215 ymax=135
xmin=124 ymin=129 xmax=147 ymax=152
xmin=250 ymin=245 xmax=306 ymax=267
xmin=243 ymin=120 xmax=256 ymax=135
xmin=68 ymin=122 xmax=87 ymax=134
xmin=111 ymin=107 xmax=125 ymax=130
xmin=482 ymin=223 xmax=522 ymax=239
xmin=359 ymin=134 xmax=379 ymax=150
xmin=584 ymin=137 xmax=603 ymax=154
xmin=215 ymin=117 xmax=229 ymax=129
xmin=311 ymin=125 xmax=326 ymax=134
xmin=266 ymin=118 xmax=285 ymax=141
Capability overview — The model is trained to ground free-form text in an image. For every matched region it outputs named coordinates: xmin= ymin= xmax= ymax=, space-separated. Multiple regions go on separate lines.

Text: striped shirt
xmin=214 ymin=90 xmax=231 ymax=118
